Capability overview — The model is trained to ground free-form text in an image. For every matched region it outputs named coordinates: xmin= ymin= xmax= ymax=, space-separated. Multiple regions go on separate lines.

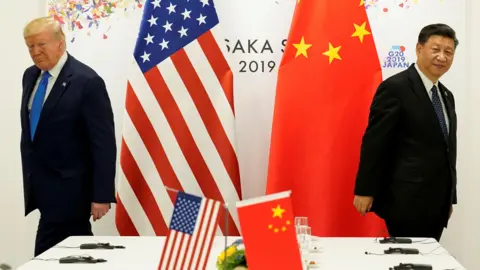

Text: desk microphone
xmin=379 ymin=237 xmax=412 ymax=244
xmin=364 ymin=247 xmax=419 ymax=256
xmin=0 ymin=263 xmax=11 ymax=270
xmin=80 ymin=243 xmax=125 ymax=249
xmin=384 ymin=247 xmax=419 ymax=254
xmin=59 ymin=256 xmax=107 ymax=264
xmin=390 ymin=263 xmax=432 ymax=270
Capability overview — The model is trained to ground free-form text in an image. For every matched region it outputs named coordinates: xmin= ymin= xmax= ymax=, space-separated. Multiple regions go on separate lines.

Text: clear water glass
xmin=295 ymin=216 xmax=308 ymax=227
xmin=296 ymin=225 xmax=311 ymax=252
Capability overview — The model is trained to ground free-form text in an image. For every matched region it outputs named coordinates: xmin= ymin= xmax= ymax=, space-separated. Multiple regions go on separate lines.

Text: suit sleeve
xmin=81 ymin=75 xmax=117 ymax=203
xmin=450 ymin=91 xmax=458 ymax=205
xmin=354 ymin=81 xmax=402 ymax=196
xmin=453 ymin=184 xmax=457 ymax=204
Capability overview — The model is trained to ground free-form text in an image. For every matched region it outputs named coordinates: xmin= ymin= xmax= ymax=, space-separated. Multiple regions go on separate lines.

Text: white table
xmin=18 ymin=236 xmax=465 ymax=269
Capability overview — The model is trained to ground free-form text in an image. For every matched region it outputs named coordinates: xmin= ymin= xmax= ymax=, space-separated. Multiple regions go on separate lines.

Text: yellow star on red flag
xmin=351 ymin=22 xmax=371 ymax=43
xmin=322 ymin=43 xmax=342 ymax=64
xmin=272 ymin=205 xmax=285 ymax=218
xmin=293 ymin=36 xmax=312 ymax=58
xmin=268 ymin=220 xmax=291 ymax=232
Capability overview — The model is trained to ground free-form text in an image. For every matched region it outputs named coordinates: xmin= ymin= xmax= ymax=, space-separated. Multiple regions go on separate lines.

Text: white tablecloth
xmin=17 ymin=236 xmax=465 ymax=269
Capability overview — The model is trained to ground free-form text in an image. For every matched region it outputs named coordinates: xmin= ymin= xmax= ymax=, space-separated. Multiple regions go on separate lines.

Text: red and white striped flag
xmin=115 ymin=0 xmax=241 ymax=237
xmin=159 ymin=191 xmax=221 ymax=269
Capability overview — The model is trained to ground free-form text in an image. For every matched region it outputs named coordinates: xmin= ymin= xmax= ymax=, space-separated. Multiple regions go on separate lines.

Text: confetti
xmin=47 ymin=0 xmax=144 ymax=41
xmin=365 ymin=0 xmax=380 ymax=9
xmin=364 ymin=0 xmax=419 ymax=10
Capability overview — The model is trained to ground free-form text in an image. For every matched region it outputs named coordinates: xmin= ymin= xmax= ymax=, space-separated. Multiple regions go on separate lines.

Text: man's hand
xmin=91 ymin=203 xmax=110 ymax=221
xmin=353 ymin=195 xmax=374 ymax=216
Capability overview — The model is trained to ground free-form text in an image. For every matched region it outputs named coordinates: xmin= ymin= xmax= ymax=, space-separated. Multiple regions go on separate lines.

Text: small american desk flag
xmin=159 ymin=191 xmax=222 ymax=269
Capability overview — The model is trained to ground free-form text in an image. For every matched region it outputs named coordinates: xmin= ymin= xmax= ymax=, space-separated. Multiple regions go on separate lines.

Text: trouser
xmin=385 ymin=201 xmax=450 ymax=242
xmin=34 ymin=216 xmax=93 ymax=256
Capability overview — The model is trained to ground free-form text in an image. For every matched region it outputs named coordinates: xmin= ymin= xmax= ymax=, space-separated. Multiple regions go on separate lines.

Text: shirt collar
xmin=42 ymin=51 xmax=68 ymax=79
xmin=414 ymin=62 xmax=439 ymax=91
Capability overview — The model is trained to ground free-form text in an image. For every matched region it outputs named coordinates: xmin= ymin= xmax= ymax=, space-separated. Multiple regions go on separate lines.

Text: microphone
xmin=379 ymin=237 xmax=412 ymax=244
xmin=59 ymin=256 xmax=107 ymax=264
xmin=390 ymin=263 xmax=432 ymax=270
xmin=384 ymin=247 xmax=419 ymax=254
xmin=79 ymin=243 xmax=125 ymax=249
xmin=365 ymin=247 xmax=420 ymax=255
xmin=0 ymin=263 xmax=11 ymax=270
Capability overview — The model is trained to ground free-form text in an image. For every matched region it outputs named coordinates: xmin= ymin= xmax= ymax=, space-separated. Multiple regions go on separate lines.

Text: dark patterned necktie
xmin=431 ymin=85 xmax=448 ymax=141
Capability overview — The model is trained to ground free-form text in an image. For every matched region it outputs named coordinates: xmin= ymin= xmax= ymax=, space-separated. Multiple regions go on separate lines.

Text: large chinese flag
xmin=266 ymin=0 xmax=386 ymax=236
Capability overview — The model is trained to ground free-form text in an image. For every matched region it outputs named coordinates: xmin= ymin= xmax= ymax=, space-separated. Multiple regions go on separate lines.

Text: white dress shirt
xmin=414 ymin=63 xmax=449 ymax=133
xmin=28 ymin=51 xmax=68 ymax=111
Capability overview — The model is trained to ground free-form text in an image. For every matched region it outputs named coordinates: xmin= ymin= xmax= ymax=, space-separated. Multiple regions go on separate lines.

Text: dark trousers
xmin=385 ymin=218 xmax=445 ymax=242
xmin=34 ymin=216 xmax=93 ymax=256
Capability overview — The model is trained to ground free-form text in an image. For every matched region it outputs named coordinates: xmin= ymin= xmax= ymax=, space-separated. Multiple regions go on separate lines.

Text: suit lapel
xmin=407 ymin=64 xmax=447 ymax=144
xmin=408 ymin=64 xmax=432 ymax=106
xmin=21 ymin=68 xmax=41 ymax=142
xmin=34 ymin=57 xmax=73 ymax=138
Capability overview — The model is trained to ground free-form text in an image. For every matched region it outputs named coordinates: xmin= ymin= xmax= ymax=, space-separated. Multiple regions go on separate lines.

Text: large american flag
xmin=159 ymin=191 xmax=221 ymax=269
xmin=115 ymin=0 xmax=241 ymax=236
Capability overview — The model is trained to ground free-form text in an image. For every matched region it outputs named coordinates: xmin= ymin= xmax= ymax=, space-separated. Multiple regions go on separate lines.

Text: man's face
xmin=25 ymin=30 xmax=63 ymax=71
xmin=416 ymin=35 xmax=455 ymax=81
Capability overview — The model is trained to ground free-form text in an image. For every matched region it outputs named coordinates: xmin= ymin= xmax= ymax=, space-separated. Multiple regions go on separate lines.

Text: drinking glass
xmin=295 ymin=216 xmax=308 ymax=227
xmin=296 ymin=225 xmax=311 ymax=252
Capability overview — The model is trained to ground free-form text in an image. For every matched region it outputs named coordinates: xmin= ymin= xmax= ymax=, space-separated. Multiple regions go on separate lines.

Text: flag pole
xmin=163 ymin=185 xmax=180 ymax=194
xmin=224 ymin=203 xmax=228 ymax=270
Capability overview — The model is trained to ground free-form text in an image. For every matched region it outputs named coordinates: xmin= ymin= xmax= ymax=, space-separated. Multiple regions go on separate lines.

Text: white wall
xmin=1 ymin=0 xmax=479 ymax=269
xmin=0 ymin=0 xmax=44 ymax=267
xmin=439 ymin=0 xmax=480 ymax=269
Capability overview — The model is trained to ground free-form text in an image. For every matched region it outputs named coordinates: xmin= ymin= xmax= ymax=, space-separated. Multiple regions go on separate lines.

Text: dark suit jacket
xmin=21 ymin=53 xmax=117 ymax=222
xmin=354 ymin=64 xmax=457 ymax=226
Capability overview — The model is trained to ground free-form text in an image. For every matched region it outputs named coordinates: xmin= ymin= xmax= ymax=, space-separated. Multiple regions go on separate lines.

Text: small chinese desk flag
xmin=236 ymin=191 xmax=303 ymax=270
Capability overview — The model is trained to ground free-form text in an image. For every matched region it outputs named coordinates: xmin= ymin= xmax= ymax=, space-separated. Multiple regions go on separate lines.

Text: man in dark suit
xmin=21 ymin=17 xmax=117 ymax=256
xmin=353 ymin=24 xmax=458 ymax=241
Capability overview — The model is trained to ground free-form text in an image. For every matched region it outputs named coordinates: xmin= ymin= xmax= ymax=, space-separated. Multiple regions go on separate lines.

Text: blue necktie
xmin=30 ymin=71 xmax=51 ymax=140
xmin=431 ymin=85 xmax=448 ymax=141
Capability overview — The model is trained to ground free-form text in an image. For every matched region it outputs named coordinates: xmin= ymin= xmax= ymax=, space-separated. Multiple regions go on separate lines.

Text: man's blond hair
xmin=23 ymin=16 xmax=65 ymax=41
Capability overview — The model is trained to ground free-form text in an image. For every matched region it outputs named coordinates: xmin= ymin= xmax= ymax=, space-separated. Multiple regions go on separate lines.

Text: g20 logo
xmin=383 ymin=45 xmax=409 ymax=69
